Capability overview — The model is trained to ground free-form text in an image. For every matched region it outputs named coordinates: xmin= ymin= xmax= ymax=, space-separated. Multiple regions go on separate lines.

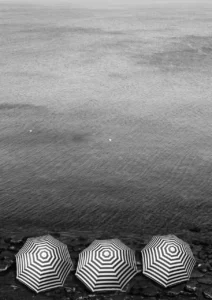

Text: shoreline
xmin=1 ymin=228 xmax=212 ymax=300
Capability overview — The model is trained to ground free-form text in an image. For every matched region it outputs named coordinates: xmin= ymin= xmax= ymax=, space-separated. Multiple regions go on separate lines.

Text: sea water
xmin=0 ymin=1 xmax=212 ymax=236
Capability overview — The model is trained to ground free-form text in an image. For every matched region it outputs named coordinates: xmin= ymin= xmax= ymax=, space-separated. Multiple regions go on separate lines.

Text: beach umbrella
xmin=141 ymin=234 xmax=196 ymax=287
xmin=76 ymin=239 xmax=138 ymax=292
xmin=16 ymin=235 xmax=73 ymax=293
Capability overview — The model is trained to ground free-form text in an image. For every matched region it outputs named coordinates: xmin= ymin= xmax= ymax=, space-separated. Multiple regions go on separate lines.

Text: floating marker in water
xmin=109 ymin=139 xmax=112 ymax=141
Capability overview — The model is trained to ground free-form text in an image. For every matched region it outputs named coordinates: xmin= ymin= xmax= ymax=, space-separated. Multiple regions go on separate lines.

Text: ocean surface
xmin=0 ymin=1 xmax=212 ymax=236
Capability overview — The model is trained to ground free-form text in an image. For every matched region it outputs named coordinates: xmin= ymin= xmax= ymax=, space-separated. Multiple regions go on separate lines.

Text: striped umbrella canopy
xmin=76 ymin=239 xmax=138 ymax=292
xmin=16 ymin=235 xmax=73 ymax=293
xmin=141 ymin=234 xmax=196 ymax=287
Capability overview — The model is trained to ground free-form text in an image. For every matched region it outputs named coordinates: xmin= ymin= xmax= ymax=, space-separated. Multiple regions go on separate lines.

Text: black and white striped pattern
xmin=76 ymin=239 xmax=138 ymax=292
xmin=16 ymin=235 xmax=73 ymax=293
xmin=141 ymin=235 xmax=196 ymax=287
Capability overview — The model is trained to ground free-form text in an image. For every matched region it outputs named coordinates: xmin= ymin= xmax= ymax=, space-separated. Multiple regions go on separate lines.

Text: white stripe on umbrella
xmin=76 ymin=239 xmax=138 ymax=292
xmin=16 ymin=235 xmax=73 ymax=293
xmin=141 ymin=235 xmax=196 ymax=287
